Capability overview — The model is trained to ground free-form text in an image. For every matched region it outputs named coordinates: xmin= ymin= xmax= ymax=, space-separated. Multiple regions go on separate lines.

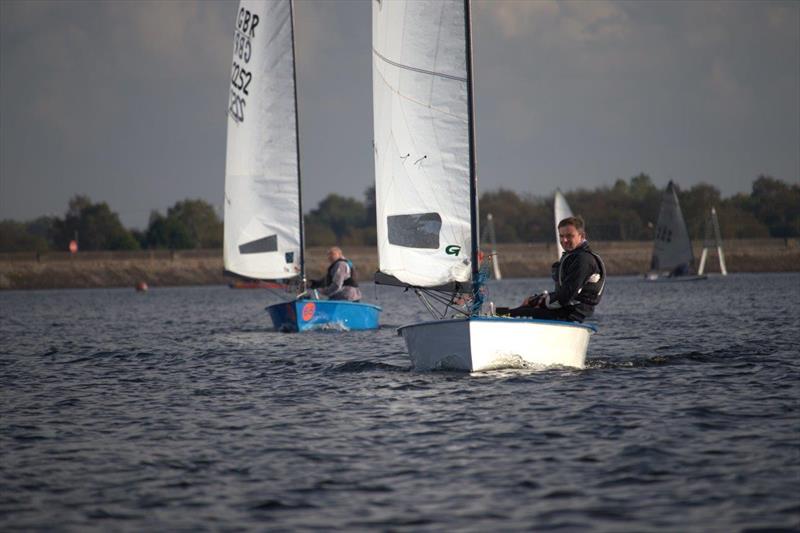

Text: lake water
xmin=1 ymin=274 xmax=798 ymax=531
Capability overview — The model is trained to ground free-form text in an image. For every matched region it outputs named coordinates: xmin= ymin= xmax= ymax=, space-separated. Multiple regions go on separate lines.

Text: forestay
xmin=224 ymin=0 xmax=302 ymax=281
xmin=372 ymin=0 xmax=473 ymax=288
xmin=554 ymin=189 xmax=574 ymax=257
xmin=651 ymin=181 xmax=693 ymax=272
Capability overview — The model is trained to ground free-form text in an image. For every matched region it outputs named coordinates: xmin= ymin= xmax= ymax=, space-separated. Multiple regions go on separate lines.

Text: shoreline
xmin=1 ymin=239 xmax=797 ymax=290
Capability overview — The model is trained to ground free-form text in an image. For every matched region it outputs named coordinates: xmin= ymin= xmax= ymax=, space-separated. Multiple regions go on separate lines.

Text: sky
xmin=1 ymin=0 xmax=798 ymax=229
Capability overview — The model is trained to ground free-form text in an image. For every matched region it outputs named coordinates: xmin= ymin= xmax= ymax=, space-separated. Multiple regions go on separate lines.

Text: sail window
xmin=387 ymin=213 xmax=442 ymax=249
xmin=239 ymin=235 xmax=278 ymax=254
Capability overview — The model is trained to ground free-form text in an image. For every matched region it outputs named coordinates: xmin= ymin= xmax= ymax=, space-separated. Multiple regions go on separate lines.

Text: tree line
xmin=1 ymin=174 xmax=797 ymax=253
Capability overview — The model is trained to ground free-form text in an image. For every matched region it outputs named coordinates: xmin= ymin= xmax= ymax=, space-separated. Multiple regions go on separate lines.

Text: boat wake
xmin=327 ymin=360 xmax=409 ymax=373
xmin=586 ymin=347 xmax=757 ymax=369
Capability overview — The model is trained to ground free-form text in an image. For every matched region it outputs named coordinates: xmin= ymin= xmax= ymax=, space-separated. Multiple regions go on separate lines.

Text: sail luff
xmin=289 ymin=0 xmax=306 ymax=286
xmin=464 ymin=0 xmax=479 ymax=296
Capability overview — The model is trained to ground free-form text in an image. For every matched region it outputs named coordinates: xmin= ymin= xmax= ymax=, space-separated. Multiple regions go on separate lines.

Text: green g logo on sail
xmin=445 ymin=245 xmax=461 ymax=256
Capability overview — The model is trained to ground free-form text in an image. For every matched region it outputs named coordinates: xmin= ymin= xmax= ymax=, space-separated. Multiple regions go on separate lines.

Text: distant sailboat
xmin=483 ymin=213 xmax=502 ymax=280
xmin=224 ymin=0 xmax=380 ymax=331
xmin=646 ymin=180 xmax=706 ymax=281
xmin=372 ymin=0 xmax=594 ymax=371
xmin=697 ymin=206 xmax=728 ymax=276
xmin=554 ymin=189 xmax=574 ymax=258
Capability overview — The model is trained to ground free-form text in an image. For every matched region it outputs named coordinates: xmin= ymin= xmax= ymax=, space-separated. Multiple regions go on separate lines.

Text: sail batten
xmin=372 ymin=0 xmax=474 ymax=288
xmin=224 ymin=0 xmax=302 ymax=281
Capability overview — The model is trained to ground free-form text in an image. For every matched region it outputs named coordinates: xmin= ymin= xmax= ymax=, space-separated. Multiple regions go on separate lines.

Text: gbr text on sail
xmin=228 ymin=7 xmax=260 ymax=124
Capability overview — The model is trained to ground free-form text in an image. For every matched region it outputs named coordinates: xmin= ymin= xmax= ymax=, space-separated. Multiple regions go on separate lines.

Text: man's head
xmin=326 ymin=246 xmax=343 ymax=263
xmin=557 ymin=216 xmax=586 ymax=252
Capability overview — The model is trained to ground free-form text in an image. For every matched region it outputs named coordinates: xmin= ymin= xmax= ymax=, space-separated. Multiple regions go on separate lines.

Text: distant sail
xmin=224 ymin=0 xmax=302 ymax=280
xmin=698 ymin=206 xmax=727 ymax=275
xmin=484 ymin=213 xmax=502 ymax=280
xmin=554 ymin=189 xmax=574 ymax=258
xmin=650 ymin=181 xmax=693 ymax=273
xmin=372 ymin=0 xmax=473 ymax=287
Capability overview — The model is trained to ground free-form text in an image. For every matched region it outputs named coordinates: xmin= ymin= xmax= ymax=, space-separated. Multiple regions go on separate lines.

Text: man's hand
xmin=523 ymin=292 xmax=547 ymax=308
xmin=454 ymin=293 xmax=473 ymax=306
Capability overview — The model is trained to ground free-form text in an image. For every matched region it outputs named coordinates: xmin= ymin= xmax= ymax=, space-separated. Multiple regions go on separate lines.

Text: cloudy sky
xmin=1 ymin=0 xmax=798 ymax=229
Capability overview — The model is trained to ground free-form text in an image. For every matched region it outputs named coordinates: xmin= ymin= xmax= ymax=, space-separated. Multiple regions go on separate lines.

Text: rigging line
xmin=372 ymin=48 xmax=467 ymax=83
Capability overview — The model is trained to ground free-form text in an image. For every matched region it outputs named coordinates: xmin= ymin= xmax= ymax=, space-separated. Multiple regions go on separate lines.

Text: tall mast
xmin=464 ymin=0 xmax=479 ymax=304
xmin=289 ymin=0 xmax=306 ymax=288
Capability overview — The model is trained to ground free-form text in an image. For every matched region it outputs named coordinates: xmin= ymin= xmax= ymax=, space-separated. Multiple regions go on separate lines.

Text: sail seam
xmin=372 ymin=48 xmax=467 ymax=83
xmin=373 ymin=60 xmax=465 ymax=122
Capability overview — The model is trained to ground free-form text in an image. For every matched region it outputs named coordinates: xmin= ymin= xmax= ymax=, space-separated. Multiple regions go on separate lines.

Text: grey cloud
xmin=1 ymin=0 xmax=797 ymax=229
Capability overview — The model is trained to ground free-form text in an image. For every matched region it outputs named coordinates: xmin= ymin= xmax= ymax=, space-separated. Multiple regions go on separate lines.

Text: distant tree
xmin=143 ymin=199 xmax=222 ymax=249
xmin=0 ymin=220 xmax=49 ymax=252
xmin=364 ymin=186 xmax=376 ymax=229
xmin=130 ymin=229 xmax=148 ymax=249
xmin=27 ymin=216 xmax=58 ymax=249
xmin=306 ymin=194 xmax=366 ymax=243
xmin=145 ymin=211 xmax=193 ymax=249
xmin=165 ymin=199 xmax=223 ymax=248
xmin=479 ymin=189 xmax=546 ymax=242
xmin=715 ymin=200 xmax=770 ymax=239
xmin=678 ymin=183 xmax=722 ymax=239
xmin=747 ymin=175 xmax=800 ymax=238
xmin=304 ymin=218 xmax=337 ymax=247
xmin=52 ymin=195 xmax=139 ymax=250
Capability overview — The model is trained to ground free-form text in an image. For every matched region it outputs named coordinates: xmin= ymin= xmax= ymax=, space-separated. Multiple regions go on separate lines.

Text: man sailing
xmin=497 ymin=216 xmax=605 ymax=322
xmin=310 ymin=246 xmax=362 ymax=301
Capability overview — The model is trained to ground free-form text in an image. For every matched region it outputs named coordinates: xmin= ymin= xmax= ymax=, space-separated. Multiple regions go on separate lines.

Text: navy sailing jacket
xmin=547 ymin=241 xmax=605 ymax=320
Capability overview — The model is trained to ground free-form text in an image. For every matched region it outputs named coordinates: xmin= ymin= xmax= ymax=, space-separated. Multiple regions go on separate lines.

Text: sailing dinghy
xmin=554 ymin=189 xmax=574 ymax=258
xmin=372 ymin=0 xmax=595 ymax=371
xmin=646 ymin=181 xmax=706 ymax=281
xmin=697 ymin=207 xmax=728 ymax=276
xmin=224 ymin=0 xmax=380 ymax=332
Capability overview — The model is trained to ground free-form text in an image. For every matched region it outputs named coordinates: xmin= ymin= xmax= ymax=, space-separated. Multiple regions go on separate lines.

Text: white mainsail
xmin=372 ymin=0 xmax=474 ymax=288
xmin=651 ymin=181 xmax=693 ymax=273
xmin=224 ymin=0 xmax=303 ymax=281
xmin=554 ymin=189 xmax=574 ymax=258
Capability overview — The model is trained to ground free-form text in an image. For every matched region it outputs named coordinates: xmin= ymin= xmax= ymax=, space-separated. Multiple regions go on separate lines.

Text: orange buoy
xmin=135 ymin=281 xmax=149 ymax=292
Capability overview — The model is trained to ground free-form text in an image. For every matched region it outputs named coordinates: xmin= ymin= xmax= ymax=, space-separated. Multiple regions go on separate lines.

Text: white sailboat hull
xmin=644 ymin=273 xmax=707 ymax=282
xmin=398 ymin=317 xmax=595 ymax=372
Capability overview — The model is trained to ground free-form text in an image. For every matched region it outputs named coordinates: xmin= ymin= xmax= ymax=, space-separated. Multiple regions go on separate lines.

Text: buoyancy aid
xmin=324 ymin=258 xmax=359 ymax=288
xmin=553 ymin=242 xmax=606 ymax=309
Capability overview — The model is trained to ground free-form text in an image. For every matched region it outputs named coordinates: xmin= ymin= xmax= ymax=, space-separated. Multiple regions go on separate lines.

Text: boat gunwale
xmin=397 ymin=316 xmax=597 ymax=334
xmin=266 ymin=299 xmax=383 ymax=312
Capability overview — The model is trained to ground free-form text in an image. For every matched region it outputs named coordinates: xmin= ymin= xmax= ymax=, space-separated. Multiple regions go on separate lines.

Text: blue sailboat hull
xmin=266 ymin=299 xmax=382 ymax=332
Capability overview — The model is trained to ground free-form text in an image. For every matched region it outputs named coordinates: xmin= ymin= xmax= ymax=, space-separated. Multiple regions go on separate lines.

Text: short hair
xmin=558 ymin=216 xmax=585 ymax=233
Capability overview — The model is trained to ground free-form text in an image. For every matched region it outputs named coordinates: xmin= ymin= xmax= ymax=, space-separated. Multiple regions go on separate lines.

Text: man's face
xmin=327 ymin=248 xmax=341 ymax=262
xmin=558 ymin=224 xmax=584 ymax=252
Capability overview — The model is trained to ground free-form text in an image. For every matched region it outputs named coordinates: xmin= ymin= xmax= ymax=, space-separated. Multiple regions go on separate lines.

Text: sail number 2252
xmin=231 ymin=62 xmax=252 ymax=95
xmin=228 ymin=7 xmax=260 ymax=125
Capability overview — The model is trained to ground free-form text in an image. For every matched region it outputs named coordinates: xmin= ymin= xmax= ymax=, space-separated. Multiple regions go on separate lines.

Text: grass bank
xmin=1 ymin=239 xmax=797 ymax=290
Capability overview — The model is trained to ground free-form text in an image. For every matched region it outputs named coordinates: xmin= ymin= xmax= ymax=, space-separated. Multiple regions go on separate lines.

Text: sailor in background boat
xmin=497 ymin=216 xmax=605 ymax=323
xmin=309 ymin=247 xmax=362 ymax=301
